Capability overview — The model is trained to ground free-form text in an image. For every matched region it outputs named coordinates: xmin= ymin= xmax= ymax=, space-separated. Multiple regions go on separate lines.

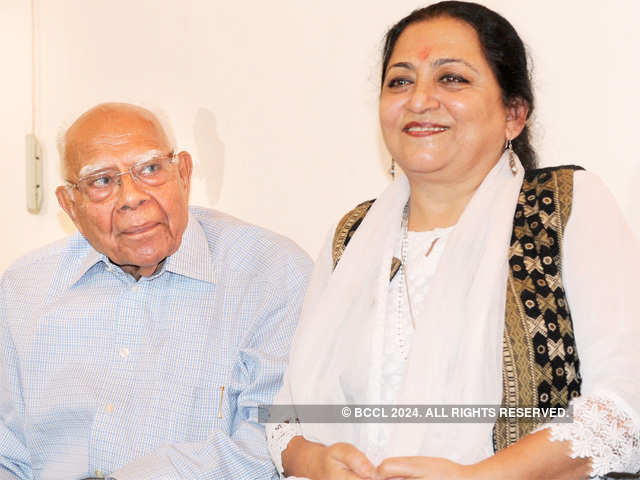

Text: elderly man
xmin=0 ymin=103 xmax=312 ymax=479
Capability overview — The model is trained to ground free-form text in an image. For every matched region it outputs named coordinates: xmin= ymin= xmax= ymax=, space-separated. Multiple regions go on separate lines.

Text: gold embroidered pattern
xmin=332 ymin=199 xmax=401 ymax=281
xmin=332 ymin=200 xmax=375 ymax=269
xmin=494 ymin=166 xmax=583 ymax=452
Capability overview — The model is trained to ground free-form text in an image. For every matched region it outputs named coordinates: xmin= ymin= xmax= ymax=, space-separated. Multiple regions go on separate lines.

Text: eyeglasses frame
xmin=64 ymin=151 xmax=179 ymax=202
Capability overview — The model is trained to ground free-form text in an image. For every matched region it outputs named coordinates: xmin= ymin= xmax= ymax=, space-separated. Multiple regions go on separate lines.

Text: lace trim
xmin=266 ymin=421 xmax=303 ymax=477
xmin=535 ymin=393 xmax=640 ymax=478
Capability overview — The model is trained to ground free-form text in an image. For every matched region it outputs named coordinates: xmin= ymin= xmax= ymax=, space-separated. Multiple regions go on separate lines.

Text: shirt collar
xmin=69 ymin=242 xmax=105 ymax=287
xmin=164 ymin=213 xmax=217 ymax=283
xmin=69 ymin=213 xmax=217 ymax=286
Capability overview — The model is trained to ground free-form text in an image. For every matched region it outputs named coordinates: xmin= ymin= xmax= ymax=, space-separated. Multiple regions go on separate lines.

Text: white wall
xmin=1 ymin=0 xmax=639 ymax=272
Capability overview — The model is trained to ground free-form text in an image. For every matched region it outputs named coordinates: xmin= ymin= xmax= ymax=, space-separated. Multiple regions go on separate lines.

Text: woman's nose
xmin=406 ymin=80 xmax=440 ymax=114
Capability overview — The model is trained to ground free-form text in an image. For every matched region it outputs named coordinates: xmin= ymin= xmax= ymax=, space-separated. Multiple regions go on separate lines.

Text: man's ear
xmin=176 ymin=151 xmax=193 ymax=196
xmin=505 ymin=98 xmax=529 ymax=140
xmin=56 ymin=185 xmax=83 ymax=234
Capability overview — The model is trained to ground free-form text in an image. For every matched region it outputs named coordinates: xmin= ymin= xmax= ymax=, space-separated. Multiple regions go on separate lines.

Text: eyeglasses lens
xmin=79 ymin=156 xmax=174 ymax=202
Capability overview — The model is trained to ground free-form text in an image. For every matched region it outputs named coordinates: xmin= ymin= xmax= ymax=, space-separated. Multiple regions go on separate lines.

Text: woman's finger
xmin=330 ymin=443 xmax=377 ymax=478
xmin=376 ymin=456 xmax=422 ymax=478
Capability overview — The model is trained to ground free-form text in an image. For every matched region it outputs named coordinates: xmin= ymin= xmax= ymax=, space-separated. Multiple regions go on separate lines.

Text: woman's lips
xmin=403 ymin=122 xmax=450 ymax=137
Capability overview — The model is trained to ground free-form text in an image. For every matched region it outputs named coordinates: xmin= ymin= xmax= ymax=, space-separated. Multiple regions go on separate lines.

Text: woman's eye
xmin=440 ymin=73 xmax=469 ymax=84
xmin=387 ymin=77 xmax=412 ymax=89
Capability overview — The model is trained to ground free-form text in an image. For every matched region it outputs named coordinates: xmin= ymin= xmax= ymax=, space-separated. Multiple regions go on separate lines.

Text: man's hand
xmin=283 ymin=436 xmax=377 ymax=480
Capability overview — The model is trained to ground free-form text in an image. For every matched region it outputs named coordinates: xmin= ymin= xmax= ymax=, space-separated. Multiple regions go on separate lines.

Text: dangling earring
xmin=505 ymin=138 xmax=517 ymax=176
xmin=389 ymin=159 xmax=396 ymax=179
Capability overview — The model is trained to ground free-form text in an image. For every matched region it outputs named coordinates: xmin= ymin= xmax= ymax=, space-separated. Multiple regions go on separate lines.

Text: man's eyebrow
xmin=78 ymin=162 xmax=113 ymax=178
xmin=76 ymin=150 xmax=165 ymax=178
xmin=134 ymin=149 xmax=165 ymax=162
xmin=432 ymin=57 xmax=479 ymax=73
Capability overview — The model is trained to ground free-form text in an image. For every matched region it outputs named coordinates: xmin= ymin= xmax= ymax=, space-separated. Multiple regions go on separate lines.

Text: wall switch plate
xmin=26 ymin=133 xmax=43 ymax=214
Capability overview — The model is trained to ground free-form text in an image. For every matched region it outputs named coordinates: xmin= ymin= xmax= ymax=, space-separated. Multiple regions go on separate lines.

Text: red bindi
xmin=418 ymin=46 xmax=432 ymax=61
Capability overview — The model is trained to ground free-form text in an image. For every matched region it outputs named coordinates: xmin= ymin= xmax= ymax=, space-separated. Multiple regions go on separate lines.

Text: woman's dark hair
xmin=381 ymin=1 xmax=537 ymax=170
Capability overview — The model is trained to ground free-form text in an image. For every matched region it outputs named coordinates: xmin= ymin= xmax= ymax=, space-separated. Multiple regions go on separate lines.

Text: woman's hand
xmin=283 ymin=436 xmax=377 ymax=480
xmin=314 ymin=442 xmax=378 ymax=480
xmin=376 ymin=456 xmax=469 ymax=480
xmin=376 ymin=429 xmax=592 ymax=480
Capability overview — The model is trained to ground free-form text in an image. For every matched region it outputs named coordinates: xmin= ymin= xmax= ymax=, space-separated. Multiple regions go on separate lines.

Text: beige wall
xmin=1 ymin=0 xmax=639 ymax=272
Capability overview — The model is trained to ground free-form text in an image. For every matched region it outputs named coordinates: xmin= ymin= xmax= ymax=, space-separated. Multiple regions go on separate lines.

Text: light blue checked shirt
xmin=0 ymin=206 xmax=312 ymax=480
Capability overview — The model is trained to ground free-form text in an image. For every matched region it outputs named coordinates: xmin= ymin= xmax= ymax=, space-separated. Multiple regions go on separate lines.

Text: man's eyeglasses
xmin=66 ymin=152 xmax=179 ymax=203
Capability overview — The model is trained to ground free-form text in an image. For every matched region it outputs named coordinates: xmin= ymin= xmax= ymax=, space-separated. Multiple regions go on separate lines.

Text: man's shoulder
xmin=2 ymin=234 xmax=88 ymax=289
xmin=188 ymin=206 xmax=312 ymax=278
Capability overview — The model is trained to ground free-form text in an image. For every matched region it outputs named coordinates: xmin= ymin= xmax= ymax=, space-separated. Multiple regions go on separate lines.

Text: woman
xmin=267 ymin=2 xmax=640 ymax=479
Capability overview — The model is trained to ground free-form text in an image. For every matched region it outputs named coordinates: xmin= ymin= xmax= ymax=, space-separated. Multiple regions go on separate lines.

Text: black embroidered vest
xmin=331 ymin=166 xmax=583 ymax=449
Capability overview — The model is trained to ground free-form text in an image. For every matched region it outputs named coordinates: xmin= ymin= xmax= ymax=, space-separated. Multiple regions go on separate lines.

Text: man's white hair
xmin=57 ymin=102 xmax=177 ymax=180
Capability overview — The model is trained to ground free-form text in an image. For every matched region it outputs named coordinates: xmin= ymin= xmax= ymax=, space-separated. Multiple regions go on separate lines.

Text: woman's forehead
xmin=390 ymin=17 xmax=483 ymax=62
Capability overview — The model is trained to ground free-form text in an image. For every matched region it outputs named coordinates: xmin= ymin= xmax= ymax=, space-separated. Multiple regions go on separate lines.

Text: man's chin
xmin=109 ymin=249 xmax=173 ymax=277
xmin=115 ymin=259 xmax=166 ymax=279
xmin=116 ymin=236 xmax=177 ymax=264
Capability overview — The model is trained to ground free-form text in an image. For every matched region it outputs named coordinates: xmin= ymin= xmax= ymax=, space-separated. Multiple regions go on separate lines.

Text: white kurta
xmin=267 ymin=168 xmax=640 ymax=478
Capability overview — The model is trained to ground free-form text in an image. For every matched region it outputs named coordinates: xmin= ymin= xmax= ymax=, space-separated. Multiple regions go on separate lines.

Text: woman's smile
xmin=402 ymin=121 xmax=450 ymax=137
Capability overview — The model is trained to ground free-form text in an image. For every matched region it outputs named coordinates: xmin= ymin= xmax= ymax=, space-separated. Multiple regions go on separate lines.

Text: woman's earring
xmin=389 ymin=159 xmax=396 ymax=179
xmin=505 ymin=139 xmax=517 ymax=176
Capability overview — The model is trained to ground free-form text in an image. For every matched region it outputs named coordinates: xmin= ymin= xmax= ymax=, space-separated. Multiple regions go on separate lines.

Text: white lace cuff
xmin=266 ymin=421 xmax=303 ymax=477
xmin=534 ymin=392 xmax=640 ymax=478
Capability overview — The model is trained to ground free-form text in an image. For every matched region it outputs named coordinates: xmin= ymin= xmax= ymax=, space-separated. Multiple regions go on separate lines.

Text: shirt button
xmin=105 ymin=403 xmax=114 ymax=414
xmin=105 ymin=265 xmax=112 ymax=272
xmin=94 ymin=470 xmax=104 ymax=478
xmin=131 ymin=284 xmax=139 ymax=293
xmin=119 ymin=347 xmax=129 ymax=359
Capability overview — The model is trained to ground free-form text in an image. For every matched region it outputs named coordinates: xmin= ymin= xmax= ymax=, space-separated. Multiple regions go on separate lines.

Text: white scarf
xmin=278 ymin=152 xmax=524 ymax=465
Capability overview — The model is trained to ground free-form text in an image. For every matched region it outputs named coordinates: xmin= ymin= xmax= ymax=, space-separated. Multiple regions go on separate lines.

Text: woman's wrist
xmin=282 ymin=435 xmax=325 ymax=478
xmin=463 ymin=460 xmax=500 ymax=480
xmin=463 ymin=430 xmax=591 ymax=480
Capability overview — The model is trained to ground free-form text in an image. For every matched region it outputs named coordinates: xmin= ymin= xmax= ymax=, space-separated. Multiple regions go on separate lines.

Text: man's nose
xmin=116 ymin=171 xmax=149 ymax=210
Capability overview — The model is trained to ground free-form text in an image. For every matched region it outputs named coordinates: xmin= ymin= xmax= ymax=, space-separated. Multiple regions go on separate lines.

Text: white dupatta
xmin=277 ymin=152 xmax=524 ymax=465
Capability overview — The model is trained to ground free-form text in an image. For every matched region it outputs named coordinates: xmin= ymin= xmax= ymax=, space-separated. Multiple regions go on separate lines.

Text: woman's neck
xmin=404 ymin=149 xmax=505 ymax=231
xmin=406 ymin=173 xmax=484 ymax=231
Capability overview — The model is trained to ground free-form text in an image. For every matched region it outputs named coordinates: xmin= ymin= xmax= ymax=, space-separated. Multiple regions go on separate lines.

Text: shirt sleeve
xmin=537 ymin=170 xmax=640 ymax=477
xmin=110 ymin=254 xmax=312 ymax=480
xmin=0 ymin=281 xmax=31 ymax=480
xmin=266 ymin=422 xmax=303 ymax=478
